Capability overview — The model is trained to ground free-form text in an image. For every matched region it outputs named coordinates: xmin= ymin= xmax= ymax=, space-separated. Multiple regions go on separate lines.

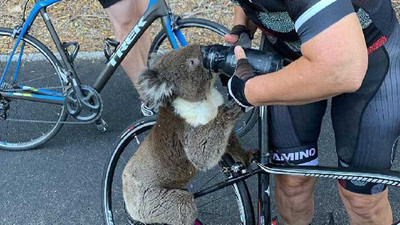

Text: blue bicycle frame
xmin=0 ymin=0 xmax=188 ymax=104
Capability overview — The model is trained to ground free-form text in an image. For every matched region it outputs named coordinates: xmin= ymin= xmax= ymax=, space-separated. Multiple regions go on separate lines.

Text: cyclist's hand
xmin=224 ymin=25 xmax=252 ymax=49
xmin=227 ymin=46 xmax=255 ymax=112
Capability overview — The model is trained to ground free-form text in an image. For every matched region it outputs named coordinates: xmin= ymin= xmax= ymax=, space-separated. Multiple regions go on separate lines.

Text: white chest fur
xmin=172 ymin=88 xmax=224 ymax=127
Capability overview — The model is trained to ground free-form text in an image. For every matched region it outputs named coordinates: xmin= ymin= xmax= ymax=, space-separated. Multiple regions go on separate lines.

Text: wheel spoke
xmin=193 ymin=171 xmax=220 ymax=193
xmin=197 ymin=210 xmax=224 ymax=217
xmin=196 ymin=191 xmax=235 ymax=208
xmin=0 ymin=28 xmax=66 ymax=150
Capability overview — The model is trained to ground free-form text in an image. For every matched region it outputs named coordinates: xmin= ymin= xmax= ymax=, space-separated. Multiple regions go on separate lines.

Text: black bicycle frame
xmin=40 ymin=9 xmax=74 ymax=74
xmin=257 ymin=36 xmax=272 ymax=225
xmin=1 ymin=0 xmax=184 ymax=105
xmin=47 ymin=0 xmax=178 ymax=93
xmin=258 ymin=106 xmax=271 ymax=225
xmin=93 ymin=0 xmax=173 ymax=92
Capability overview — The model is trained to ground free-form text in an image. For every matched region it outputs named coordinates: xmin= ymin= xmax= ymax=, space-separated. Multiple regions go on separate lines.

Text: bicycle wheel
xmin=0 ymin=27 xmax=67 ymax=150
xmin=150 ymin=18 xmax=258 ymax=137
xmin=102 ymin=115 xmax=255 ymax=225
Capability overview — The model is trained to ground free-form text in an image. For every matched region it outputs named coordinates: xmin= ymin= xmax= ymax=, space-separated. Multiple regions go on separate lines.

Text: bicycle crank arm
xmin=259 ymin=164 xmax=400 ymax=187
xmin=70 ymin=82 xmax=100 ymax=111
xmin=0 ymin=91 xmax=64 ymax=105
xmin=65 ymin=85 xmax=103 ymax=122
xmin=71 ymin=79 xmax=94 ymax=109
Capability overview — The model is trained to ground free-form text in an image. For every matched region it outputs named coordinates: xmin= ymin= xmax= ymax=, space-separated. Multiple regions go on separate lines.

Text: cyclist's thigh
xmin=98 ymin=0 xmax=122 ymax=9
xmin=101 ymin=0 xmax=148 ymax=19
xmin=269 ymin=101 xmax=327 ymax=165
xmin=332 ymin=24 xmax=400 ymax=194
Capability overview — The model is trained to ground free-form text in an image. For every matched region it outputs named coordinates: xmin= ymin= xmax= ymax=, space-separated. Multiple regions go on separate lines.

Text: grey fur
xmin=123 ymin=45 xmax=251 ymax=225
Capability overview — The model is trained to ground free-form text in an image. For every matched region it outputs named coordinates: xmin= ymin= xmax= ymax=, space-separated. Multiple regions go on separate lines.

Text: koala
xmin=122 ymin=45 xmax=251 ymax=225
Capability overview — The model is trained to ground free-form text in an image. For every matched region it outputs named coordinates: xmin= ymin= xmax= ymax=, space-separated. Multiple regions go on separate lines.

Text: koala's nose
xmin=190 ymin=58 xmax=200 ymax=67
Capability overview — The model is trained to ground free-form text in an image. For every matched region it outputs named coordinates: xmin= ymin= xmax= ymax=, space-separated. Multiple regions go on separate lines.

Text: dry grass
xmin=1 ymin=0 xmax=400 ymax=53
xmin=0 ymin=0 xmax=234 ymax=53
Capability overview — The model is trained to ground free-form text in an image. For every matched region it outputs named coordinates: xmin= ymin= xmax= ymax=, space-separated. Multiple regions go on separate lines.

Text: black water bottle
xmin=201 ymin=45 xmax=287 ymax=76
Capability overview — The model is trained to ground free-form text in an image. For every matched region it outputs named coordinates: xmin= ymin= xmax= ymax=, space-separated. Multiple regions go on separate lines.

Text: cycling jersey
xmin=233 ymin=0 xmax=400 ymax=194
xmin=98 ymin=0 xmax=121 ymax=8
xmin=233 ymin=0 xmax=397 ymax=59
xmin=268 ymin=26 xmax=400 ymax=195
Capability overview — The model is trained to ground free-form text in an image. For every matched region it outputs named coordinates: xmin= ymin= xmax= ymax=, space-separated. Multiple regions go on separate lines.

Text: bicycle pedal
xmin=0 ymin=108 xmax=8 ymax=120
xmin=95 ymin=118 xmax=108 ymax=132
xmin=102 ymin=38 xmax=119 ymax=63
xmin=62 ymin=42 xmax=80 ymax=63
xmin=0 ymin=99 xmax=10 ymax=120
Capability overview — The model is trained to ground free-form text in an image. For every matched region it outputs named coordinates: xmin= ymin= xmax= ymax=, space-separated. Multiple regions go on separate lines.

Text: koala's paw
xmin=221 ymin=100 xmax=243 ymax=120
xmin=230 ymin=149 xmax=257 ymax=167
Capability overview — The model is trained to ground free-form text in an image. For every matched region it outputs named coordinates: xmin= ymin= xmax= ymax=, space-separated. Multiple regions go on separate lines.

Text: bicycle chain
xmin=1 ymin=84 xmax=103 ymax=125
xmin=1 ymin=85 xmax=64 ymax=92
xmin=3 ymin=98 xmax=104 ymax=125
xmin=3 ymin=118 xmax=96 ymax=125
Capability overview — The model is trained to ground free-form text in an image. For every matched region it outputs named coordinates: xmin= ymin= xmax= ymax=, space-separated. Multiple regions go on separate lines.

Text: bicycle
xmin=102 ymin=36 xmax=400 ymax=225
xmin=1 ymin=0 xmax=260 ymax=150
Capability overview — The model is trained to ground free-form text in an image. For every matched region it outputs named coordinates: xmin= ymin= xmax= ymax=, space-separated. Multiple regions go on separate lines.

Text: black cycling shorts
xmin=269 ymin=24 xmax=400 ymax=195
xmin=98 ymin=0 xmax=121 ymax=8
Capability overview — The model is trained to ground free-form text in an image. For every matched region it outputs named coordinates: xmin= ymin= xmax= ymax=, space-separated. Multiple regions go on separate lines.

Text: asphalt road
xmin=0 ymin=58 xmax=399 ymax=225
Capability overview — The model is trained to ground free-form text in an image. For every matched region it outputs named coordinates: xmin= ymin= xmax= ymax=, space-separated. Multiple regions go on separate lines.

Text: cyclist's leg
xmin=101 ymin=0 xmax=151 ymax=88
xmin=338 ymin=188 xmax=391 ymax=225
xmin=332 ymin=25 xmax=400 ymax=225
xmin=269 ymin=101 xmax=327 ymax=225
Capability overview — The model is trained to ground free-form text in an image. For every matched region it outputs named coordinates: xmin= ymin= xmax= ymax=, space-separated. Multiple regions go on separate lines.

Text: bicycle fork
xmin=258 ymin=105 xmax=273 ymax=225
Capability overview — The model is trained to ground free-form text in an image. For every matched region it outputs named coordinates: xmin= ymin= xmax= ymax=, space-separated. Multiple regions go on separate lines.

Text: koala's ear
xmin=148 ymin=50 xmax=170 ymax=69
xmin=138 ymin=68 xmax=174 ymax=109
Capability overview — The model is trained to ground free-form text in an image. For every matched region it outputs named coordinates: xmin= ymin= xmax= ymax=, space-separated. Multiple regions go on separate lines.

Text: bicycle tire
xmin=0 ymin=27 xmax=67 ymax=150
xmin=102 ymin=115 xmax=255 ymax=225
xmin=149 ymin=18 xmax=258 ymax=137
xmin=149 ymin=18 xmax=229 ymax=53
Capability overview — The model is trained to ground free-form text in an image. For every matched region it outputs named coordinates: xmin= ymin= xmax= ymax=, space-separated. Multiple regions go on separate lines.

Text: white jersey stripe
xmin=299 ymin=158 xmax=319 ymax=166
xmin=295 ymin=0 xmax=337 ymax=32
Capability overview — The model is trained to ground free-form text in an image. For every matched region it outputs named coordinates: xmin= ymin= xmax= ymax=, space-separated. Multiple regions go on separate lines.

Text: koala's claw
xmin=222 ymin=100 xmax=242 ymax=119
xmin=241 ymin=150 xmax=258 ymax=167
xmin=223 ymin=99 xmax=237 ymax=109
xmin=247 ymin=150 xmax=258 ymax=164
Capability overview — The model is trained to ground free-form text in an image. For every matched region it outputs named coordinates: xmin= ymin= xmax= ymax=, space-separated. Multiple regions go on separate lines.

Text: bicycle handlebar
xmin=201 ymin=44 xmax=289 ymax=76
